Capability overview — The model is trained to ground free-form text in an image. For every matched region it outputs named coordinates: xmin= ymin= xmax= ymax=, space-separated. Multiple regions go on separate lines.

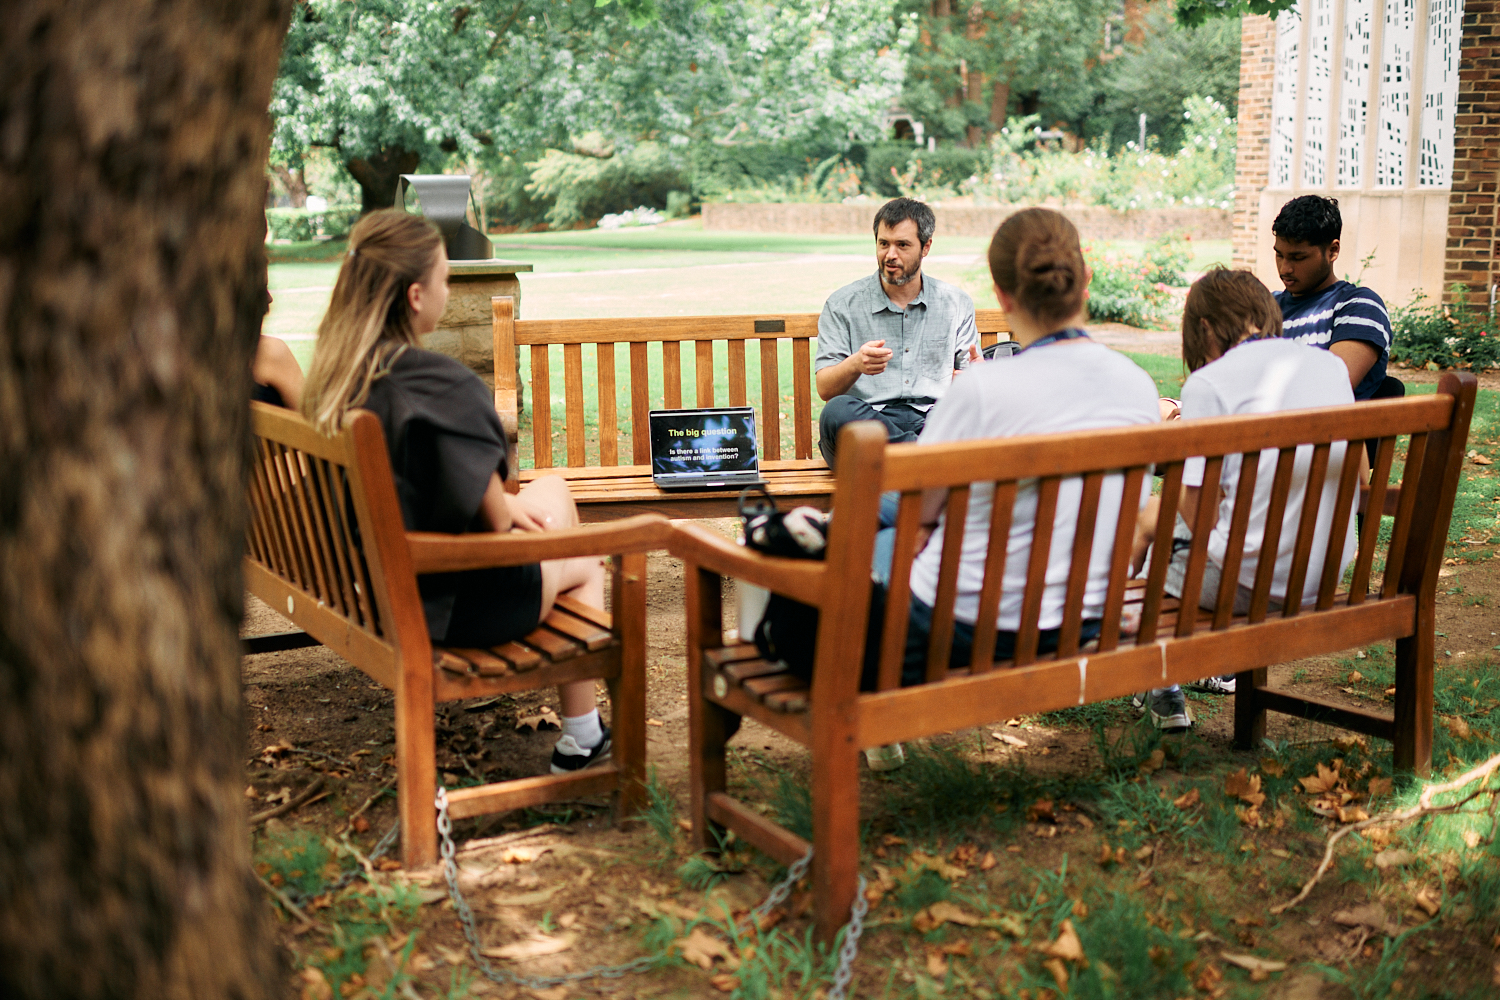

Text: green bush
xmin=265 ymin=205 xmax=360 ymax=242
xmin=525 ymin=141 xmax=689 ymax=228
xmin=1145 ymin=234 xmax=1192 ymax=286
xmin=1390 ymin=284 xmax=1500 ymax=372
xmin=1085 ymin=243 xmax=1178 ymax=329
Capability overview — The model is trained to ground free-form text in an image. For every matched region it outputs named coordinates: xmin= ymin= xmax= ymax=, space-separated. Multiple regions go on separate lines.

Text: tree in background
xmin=0 ymin=0 xmax=290 ymax=996
xmin=272 ymin=0 xmax=908 ymax=214
xmin=1083 ymin=6 xmax=1242 ymax=153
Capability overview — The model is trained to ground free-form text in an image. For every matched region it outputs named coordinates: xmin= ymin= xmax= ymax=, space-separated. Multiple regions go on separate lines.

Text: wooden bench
xmin=242 ymin=402 xmax=670 ymax=866
xmin=673 ymin=374 xmax=1477 ymax=943
xmin=492 ymin=297 xmax=1012 ymax=520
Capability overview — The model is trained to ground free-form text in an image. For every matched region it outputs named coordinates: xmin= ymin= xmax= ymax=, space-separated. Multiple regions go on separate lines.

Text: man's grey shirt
xmin=815 ymin=272 xmax=979 ymax=410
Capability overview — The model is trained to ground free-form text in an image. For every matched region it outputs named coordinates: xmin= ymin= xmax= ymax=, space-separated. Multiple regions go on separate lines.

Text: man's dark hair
xmin=873 ymin=198 xmax=936 ymax=245
xmin=1272 ymin=195 xmax=1341 ymax=246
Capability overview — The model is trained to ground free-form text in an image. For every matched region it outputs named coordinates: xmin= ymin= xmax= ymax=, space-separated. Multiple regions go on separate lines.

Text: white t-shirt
xmin=1180 ymin=337 xmax=1358 ymax=603
xmin=909 ymin=341 xmax=1161 ymax=631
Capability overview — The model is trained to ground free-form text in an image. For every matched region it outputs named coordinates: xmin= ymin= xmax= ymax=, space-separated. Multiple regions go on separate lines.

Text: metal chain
xmin=435 ymin=787 xmax=868 ymax=993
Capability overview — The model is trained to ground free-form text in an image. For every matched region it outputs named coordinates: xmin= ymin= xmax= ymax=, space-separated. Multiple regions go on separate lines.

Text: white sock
xmin=561 ymin=709 xmax=603 ymax=749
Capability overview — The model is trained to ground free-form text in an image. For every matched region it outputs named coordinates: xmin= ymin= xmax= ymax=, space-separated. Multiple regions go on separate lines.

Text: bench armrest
xmin=407 ymin=515 xmax=671 ymax=573
xmin=668 ymin=522 xmax=825 ymax=607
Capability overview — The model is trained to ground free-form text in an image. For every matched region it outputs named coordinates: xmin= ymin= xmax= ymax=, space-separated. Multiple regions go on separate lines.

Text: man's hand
xmin=852 ymin=339 xmax=893 ymax=375
xmin=954 ymin=343 xmax=980 ymax=376
xmin=816 ymin=339 xmax=894 ymax=400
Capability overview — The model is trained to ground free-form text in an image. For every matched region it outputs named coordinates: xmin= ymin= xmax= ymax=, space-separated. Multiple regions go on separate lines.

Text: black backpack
xmin=739 ymin=488 xmax=828 ymax=681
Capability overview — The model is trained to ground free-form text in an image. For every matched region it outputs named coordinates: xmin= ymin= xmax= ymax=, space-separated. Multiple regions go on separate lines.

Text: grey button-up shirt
xmin=815 ymin=272 xmax=979 ymax=410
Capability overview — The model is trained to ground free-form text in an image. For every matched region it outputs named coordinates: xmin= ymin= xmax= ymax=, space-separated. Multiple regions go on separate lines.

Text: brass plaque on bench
xmin=754 ymin=320 xmax=786 ymax=334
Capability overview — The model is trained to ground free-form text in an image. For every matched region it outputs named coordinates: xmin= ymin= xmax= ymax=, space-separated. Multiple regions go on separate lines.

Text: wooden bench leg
xmin=1233 ymin=667 xmax=1268 ymax=751
xmin=610 ymin=552 xmax=648 ymax=818
xmin=686 ymin=568 xmax=731 ymax=852
xmin=811 ymin=735 xmax=861 ymax=947
xmin=395 ymin=660 xmax=438 ymax=867
xmin=1393 ymin=629 xmax=1434 ymax=777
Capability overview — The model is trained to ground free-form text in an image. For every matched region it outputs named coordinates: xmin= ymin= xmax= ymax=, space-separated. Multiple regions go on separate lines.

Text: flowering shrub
xmin=1391 ymin=285 xmax=1500 ymax=372
xmin=1084 ymin=244 xmax=1180 ymax=329
xmin=717 ymin=154 xmax=866 ymax=203
xmin=967 ymin=96 xmax=1236 ymax=211
xmin=598 ymin=207 xmax=665 ymax=229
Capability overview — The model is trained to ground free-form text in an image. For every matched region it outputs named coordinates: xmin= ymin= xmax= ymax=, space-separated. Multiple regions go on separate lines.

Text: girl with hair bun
xmin=300 ymin=209 xmax=612 ymax=775
xmin=872 ymin=207 xmax=1160 ymax=685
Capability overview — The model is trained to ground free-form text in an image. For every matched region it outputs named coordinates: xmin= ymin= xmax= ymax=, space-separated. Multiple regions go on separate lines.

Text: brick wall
xmin=1232 ymin=14 xmax=1276 ymax=269
xmin=1445 ymin=0 xmax=1500 ymax=306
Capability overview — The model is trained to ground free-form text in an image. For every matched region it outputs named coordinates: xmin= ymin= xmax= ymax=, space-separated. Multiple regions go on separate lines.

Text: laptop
xmin=649 ymin=407 xmax=766 ymax=490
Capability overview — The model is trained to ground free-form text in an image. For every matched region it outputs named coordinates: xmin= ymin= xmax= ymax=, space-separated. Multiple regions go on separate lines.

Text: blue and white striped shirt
xmin=1276 ymin=280 xmax=1391 ymax=400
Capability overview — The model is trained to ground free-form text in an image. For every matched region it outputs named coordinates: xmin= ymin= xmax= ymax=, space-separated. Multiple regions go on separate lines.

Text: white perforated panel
xmin=1272 ymin=8 xmax=1303 ymax=189
xmin=1303 ymin=0 xmax=1335 ymax=187
xmin=1376 ymin=0 xmax=1417 ymax=187
xmin=1419 ymin=0 xmax=1463 ymax=187
xmin=1338 ymin=0 xmax=1373 ymax=187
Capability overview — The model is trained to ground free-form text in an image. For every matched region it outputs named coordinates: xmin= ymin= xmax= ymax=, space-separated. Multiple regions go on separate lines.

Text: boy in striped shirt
xmin=1272 ymin=195 xmax=1392 ymax=400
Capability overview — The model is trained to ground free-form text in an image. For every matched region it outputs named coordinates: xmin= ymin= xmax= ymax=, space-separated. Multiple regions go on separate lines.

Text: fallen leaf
xmin=909 ymin=850 xmax=969 ymax=881
xmin=709 ymin=973 xmax=739 ymax=992
xmin=1134 ymin=845 xmax=1154 ymax=862
xmin=1139 ymin=748 xmax=1166 ymax=775
xmin=1042 ymin=956 xmax=1070 ymax=990
xmin=979 ymin=850 xmax=998 ymax=871
xmin=1260 ymin=757 xmax=1287 ymax=778
xmin=299 ymin=967 xmax=333 ymax=1000
xmin=1220 ymin=953 xmax=1287 ymax=974
xmin=1026 ymin=799 xmax=1056 ymax=823
xmin=1337 ymin=805 xmax=1370 ymax=824
xmin=646 ymin=718 xmax=664 ymax=727
xmin=980 ymin=911 xmax=1028 ymax=937
xmin=656 ymin=899 xmax=704 ymax=921
xmin=1375 ymin=849 xmax=1417 ymax=869
xmin=1367 ymin=776 xmax=1394 ymax=798
xmin=1299 ymin=761 xmax=1342 ymax=795
xmin=1346 ymin=671 xmax=1365 ymax=684
xmin=1173 ymin=788 xmax=1201 ymax=810
xmin=1037 ymin=918 xmax=1086 ymax=963
xmin=925 ymin=948 xmax=949 ymax=977
xmin=913 ymin=901 xmax=981 ymax=931
xmin=1269 ymin=848 xmax=1291 ymax=859
xmin=1224 ymin=768 xmax=1266 ymax=806
xmin=1470 ymin=451 xmax=1493 ymax=466
xmin=1097 ymin=842 xmax=1117 ymax=867
xmin=673 ymin=928 xmax=735 ymax=970
xmin=1464 ymin=830 xmax=1482 ymax=849
xmin=500 ymin=845 xmax=552 ymax=864
xmin=351 ymin=815 xmax=371 ymax=834
xmin=1195 ymin=961 xmax=1224 ymax=992
xmin=1414 ymin=887 xmax=1441 ymax=917
xmin=481 ymin=932 xmax=577 ymax=961
xmin=993 ymin=731 xmax=1029 ymax=748
xmin=515 ymin=708 xmax=561 ymax=732
xmin=1333 ymin=903 xmax=1397 ymax=935
xmin=1333 ymin=735 xmax=1368 ymax=753
xmin=1443 ymin=716 xmax=1473 ymax=741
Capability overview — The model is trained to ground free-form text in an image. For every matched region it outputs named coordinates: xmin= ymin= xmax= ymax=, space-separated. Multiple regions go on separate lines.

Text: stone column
xmin=419 ymin=259 xmax=533 ymax=398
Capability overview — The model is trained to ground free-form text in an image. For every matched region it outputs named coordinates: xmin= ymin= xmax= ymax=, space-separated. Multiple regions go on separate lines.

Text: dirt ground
xmin=243 ymin=507 xmax=1500 ymax=999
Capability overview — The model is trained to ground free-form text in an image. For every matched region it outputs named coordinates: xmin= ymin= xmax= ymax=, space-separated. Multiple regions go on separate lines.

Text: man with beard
xmin=815 ymin=198 xmax=979 ymax=467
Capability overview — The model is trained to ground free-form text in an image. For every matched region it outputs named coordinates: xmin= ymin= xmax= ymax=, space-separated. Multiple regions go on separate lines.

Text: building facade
xmin=1233 ymin=0 xmax=1494 ymax=308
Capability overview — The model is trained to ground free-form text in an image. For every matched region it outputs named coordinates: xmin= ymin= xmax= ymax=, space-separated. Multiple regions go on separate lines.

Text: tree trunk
xmin=0 ymin=1 xmax=291 ymax=998
xmin=990 ymin=79 xmax=1011 ymax=128
xmin=347 ymin=147 xmax=423 ymax=213
xmin=271 ymin=163 xmax=309 ymax=207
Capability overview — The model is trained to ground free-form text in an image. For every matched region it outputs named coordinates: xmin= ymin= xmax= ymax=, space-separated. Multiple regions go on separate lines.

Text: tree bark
xmin=271 ymin=163 xmax=309 ymax=207
xmin=347 ymin=146 xmax=423 ymax=213
xmin=0 ymin=0 xmax=292 ymax=997
xmin=989 ymin=79 xmax=1010 ymax=128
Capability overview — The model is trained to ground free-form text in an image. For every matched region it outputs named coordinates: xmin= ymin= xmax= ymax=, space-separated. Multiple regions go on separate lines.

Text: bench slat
xmin=722 ymin=658 xmax=790 ymax=682
xmin=1058 ymin=471 xmax=1104 ymax=656
xmin=877 ymin=493 xmax=924 ymax=690
xmin=696 ymin=341 xmax=714 ymax=407
xmin=728 ymin=341 xmax=747 ymax=406
xmin=629 ymin=342 xmax=650 ymax=464
xmin=926 ymin=486 xmax=970 ymax=682
xmin=1318 ymin=443 xmax=1363 ymax=609
xmin=663 ymin=340 xmax=682 ymax=409
xmin=760 ymin=339 xmax=781 ymax=461
xmin=554 ymin=592 xmax=613 ymax=630
xmin=517 ymin=626 xmax=582 ymax=662
xmin=1015 ymin=476 xmax=1061 ymax=665
xmin=446 ymin=647 xmax=513 ymax=677
xmin=1213 ymin=453 xmax=1261 ymax=630
xmin=597 ymin=343 xmax=619 ymax=466
xmin=1350 ymin=436 xmax=1397 ymax=603
xmin=1097 ymin=468 xmax=1145 ymax=653
xmin=491 ymin=640 xmax=543 ymax=671
xmin=542 ymin=607 xmax=614 ymax=651
xmin=531 ymin=344 xmax=552 ymax=468
xmin=741 ymin=673 xmax=806 ymax=701
xmin=564 ymin=343 xmax=586 ymax=467
xmin=704 ymin=643 xmax=761 ymax=669
xmin=1281 ymin=442 xmax=1331 ymax=619
xmin=763 ymin=688 xmax=810 ymax=712
xmin=1176 ymin=455 xmax=1223 ymax=638
xmin=1139 ymin=462 xmax=1184 ymax=642
xmin=792 ymin=339 xmax=812 ymax=460
xmin=1248 ymin=447 xmax=1297 ymax=623
xmin=1382 ymin=432 xmax=1426 ymax=599
xmin=969 ymin=481 xmax=1017 ymax=671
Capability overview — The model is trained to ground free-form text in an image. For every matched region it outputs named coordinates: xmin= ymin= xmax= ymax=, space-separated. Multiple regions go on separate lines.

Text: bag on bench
xmin=739 ymin=488 xmax=829 ymax=680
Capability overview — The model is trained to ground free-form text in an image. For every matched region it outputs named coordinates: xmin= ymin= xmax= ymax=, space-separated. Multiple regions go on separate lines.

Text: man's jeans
xmin=819 ymin=396 xmax=929 ymax=468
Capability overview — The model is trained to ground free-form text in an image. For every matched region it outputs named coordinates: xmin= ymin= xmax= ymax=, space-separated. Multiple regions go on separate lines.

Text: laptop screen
xmin=649 ymin=408 xmax=760 ymax=479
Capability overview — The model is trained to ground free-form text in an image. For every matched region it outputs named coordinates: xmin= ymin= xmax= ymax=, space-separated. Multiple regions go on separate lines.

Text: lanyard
xmin=1017 ymin=327 xmax=1090 ymax=353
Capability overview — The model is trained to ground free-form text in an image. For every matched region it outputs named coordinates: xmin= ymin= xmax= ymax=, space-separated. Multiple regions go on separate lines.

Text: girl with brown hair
xmin=301 ymin=210 xmax=611 ymax=774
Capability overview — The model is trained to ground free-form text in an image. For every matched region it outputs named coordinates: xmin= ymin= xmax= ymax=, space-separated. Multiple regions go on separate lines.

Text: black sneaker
xmin=550 ymin=726 xmax=612 ymax=774
xmin=1188 ymin=675 xmax=1236 ymax=695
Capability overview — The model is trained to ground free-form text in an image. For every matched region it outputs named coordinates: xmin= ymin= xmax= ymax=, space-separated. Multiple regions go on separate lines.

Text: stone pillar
xmin=1233 ymin=14 xmax=1277 ymax=271
xmin=419 ymin=260 xmax=533 ymax=393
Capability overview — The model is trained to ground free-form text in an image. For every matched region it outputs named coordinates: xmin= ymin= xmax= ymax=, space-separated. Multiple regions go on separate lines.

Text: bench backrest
xmin=244 ymin=402 xmax=429 ymax=685
xmin=811 ymin=375 xmax=1476 ymax=698
xmin=492 ymin=297 xmax=1012 ymax=470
